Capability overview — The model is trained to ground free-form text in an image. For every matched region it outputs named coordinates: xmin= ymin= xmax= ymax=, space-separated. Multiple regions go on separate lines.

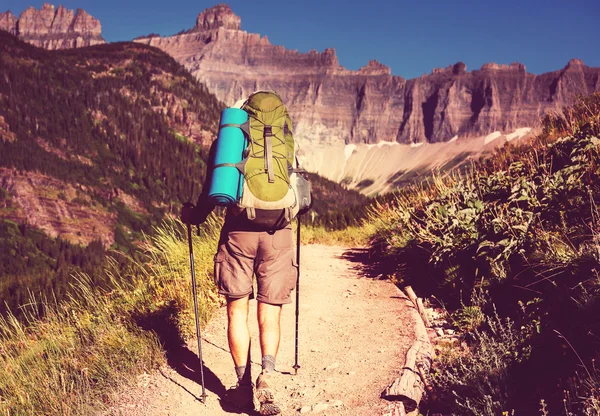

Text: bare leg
xmin=227 ymin=295 xmax=250 ymax=367
xmin=257 ymin=301 xmax=282 ymax=358
xmin=224 ymin=296 xmax=254 ymax=409
xmin=256 ymin=301 xmax=283 ymax=414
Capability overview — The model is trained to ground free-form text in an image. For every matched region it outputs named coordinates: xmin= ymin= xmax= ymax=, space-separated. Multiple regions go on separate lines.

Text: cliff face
xmin=0 ymin=3 xmax=105 ymax=49
xmin=135 ymin=5 xmax=600 ymax=145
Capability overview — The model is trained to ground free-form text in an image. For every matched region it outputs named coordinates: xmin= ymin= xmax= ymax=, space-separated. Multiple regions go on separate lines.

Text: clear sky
xmin=4 ymin=0 xmax=600 ymax=79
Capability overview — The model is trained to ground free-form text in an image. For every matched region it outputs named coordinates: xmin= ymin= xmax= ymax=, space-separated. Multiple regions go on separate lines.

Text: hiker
xmin=181 ymin=91 xmax=310 ymax=416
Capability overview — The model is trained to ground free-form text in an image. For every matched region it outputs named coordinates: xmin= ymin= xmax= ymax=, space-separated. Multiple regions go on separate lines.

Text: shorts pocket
xmin=289 ymin=257 xmax=299 ymax=289
xmin=272 ymin=228 xmax=293 ymax=250
xmin=213 ymin=251 xmax=226 ymax=286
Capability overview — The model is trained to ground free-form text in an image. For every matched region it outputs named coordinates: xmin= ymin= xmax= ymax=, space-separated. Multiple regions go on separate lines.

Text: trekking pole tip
xmin=293 ymin=364 xmax=300 ymax=375
xmin=200 ymin=392 xmax=208 ymax=403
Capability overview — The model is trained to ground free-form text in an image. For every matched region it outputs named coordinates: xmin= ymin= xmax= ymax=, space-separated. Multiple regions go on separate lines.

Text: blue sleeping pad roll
xmin=208 ymin=108 xmax=248 ymax=206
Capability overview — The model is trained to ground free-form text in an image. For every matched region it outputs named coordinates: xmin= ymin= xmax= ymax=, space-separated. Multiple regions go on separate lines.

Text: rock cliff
xmin=0 ymin=3 xmax=105 ymax=49
xmin=135 ymin=5 xmax=600 ymax=145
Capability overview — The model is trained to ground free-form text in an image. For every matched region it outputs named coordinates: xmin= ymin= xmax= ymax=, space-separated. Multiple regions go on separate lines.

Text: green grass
xmin=0 ymin=217 xmax=221 ymax=414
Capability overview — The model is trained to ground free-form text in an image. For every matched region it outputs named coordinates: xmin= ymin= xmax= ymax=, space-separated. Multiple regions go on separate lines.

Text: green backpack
xmin=235 ymin=91 xmax=311 ymax=229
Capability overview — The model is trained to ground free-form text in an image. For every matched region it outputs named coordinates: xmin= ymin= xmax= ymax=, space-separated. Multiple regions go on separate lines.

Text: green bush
xmin=434 ymin=313 xmax=532 ymax=415
xmin=368 ymin=94 xmax=600 ymax=414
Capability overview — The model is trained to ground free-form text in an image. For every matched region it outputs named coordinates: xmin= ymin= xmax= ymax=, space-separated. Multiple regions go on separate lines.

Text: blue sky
xmin=4 ymin=0 xmax=600 ymax=79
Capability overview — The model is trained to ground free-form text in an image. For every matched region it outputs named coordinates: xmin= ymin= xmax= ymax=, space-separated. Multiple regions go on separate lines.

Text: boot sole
xmin=256 ymin=388 xmax=281 ymax=415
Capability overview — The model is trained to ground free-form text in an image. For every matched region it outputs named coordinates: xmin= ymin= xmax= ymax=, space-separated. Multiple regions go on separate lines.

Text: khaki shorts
xmin=214 ymin=226 xmax=298 ymax=305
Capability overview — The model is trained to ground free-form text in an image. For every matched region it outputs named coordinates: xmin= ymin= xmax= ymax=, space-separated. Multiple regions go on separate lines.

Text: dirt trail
xmin=106 ymin=245 xmax=415 ymax=415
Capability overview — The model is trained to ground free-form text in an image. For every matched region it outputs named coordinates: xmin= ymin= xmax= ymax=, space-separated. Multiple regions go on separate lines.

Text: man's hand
xmin=181 ymin=202 xmax=211 ymax=225
xmin=181 ymin=202 xmax=196 ymax=225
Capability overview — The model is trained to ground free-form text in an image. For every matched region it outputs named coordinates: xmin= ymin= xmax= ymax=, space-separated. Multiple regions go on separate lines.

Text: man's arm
xmin=181 ymin=140 xmax=217 ymax=225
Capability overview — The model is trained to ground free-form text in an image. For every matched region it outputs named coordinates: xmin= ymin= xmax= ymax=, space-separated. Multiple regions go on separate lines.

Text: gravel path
xmin=105 ymin=245 xmax=415 ymax=416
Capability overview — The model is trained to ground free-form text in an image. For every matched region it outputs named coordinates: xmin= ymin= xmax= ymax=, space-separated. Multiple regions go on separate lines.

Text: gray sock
xmin=235 ymin=365 xmax=251 ymax=384
xmin=262 ymin=355 xmax=276 ymax=373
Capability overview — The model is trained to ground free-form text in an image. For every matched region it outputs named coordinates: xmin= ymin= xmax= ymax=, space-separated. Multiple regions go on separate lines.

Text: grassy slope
xmin=0 ymin=33 xmax=226 ymax=413
xmin=366 ymin=94 xmax=600 ymax=415
xmin=0 ymin=217 xmax=221 ymax=414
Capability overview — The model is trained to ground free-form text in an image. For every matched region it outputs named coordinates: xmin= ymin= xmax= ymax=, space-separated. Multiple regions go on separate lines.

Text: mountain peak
xmin=480 ymin=62 xmax=526 ymax=72
xmin=358 ymin=60 xmax=391 ymax=75
xmin=195 ymin=4 xmax=241 ymax=31
xmin=0 ymin=11 xmax=17 ymax=35
xmin=566 ymin=58 xmax=585 ymax=69
xmin=0 ymin=3 xmax=104 ymax=49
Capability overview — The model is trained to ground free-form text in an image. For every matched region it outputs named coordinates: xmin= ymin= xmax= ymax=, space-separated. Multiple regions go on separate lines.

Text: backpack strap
xmin=213 ymin=160 xmax=246 ymax=174
xmin=264 ymin=125 xmax=275 ymax=183
xmin=269 ymin=208 xmax=290 ymax=232
xmin=220 ymin=121 xmax=250 ymax=137
xmin=285 ymin=207 xmax=292 ymax=222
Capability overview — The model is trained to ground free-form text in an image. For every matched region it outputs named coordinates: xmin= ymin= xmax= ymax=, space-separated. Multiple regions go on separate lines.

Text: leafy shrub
xmin=433 ymin=313 xmax=533 ymax=416
xmin=368 ymin=94 xmax=600 ymax=413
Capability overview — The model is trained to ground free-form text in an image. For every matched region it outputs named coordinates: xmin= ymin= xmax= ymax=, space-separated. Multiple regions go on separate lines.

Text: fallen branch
xmin=404 ymin=286 xmax=430 ymax=328
xmin=416 ymin=298 xmax=431 ymax=328
xmin=383 ymin=286 xmax=434 ymax=412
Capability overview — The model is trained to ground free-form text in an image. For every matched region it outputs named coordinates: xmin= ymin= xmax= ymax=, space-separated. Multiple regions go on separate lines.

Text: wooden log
xmin=416 ymin=298 xmax=431 ymax=328
xmin=383 ymin=402 xmax=407 ymax=416
xmin=404 ymin=286 xmax=419 ymax=307
xmin=383 ymin=288 xmax=434 ymax=412
xmin=405 ymin=286 xmax=431 ymax=328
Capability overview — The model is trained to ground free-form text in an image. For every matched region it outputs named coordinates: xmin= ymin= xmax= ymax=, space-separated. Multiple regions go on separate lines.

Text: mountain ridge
xmin=0 ymin=3 xmax=105 ymax=49
xmin=3 ymin=3 xmax=598 ymax=148
xmin=133 ymin=4 xmax=600 ymax=147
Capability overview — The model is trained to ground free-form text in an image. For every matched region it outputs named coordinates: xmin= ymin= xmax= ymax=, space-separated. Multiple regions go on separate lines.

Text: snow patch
xmin=449 ymin=135 xmax=458 ymax=143
xmin=377 ymin=140 xmax=399 ymax=147
xmin=410 ymin=142 xmax=424 ymax=148
xmin=484 ymin=131 xmax=502 ymax=145
xmin=506 ymin=127 xmax=532 ymax=141
xmin=344 ymin=144 xmax=357 ymax=161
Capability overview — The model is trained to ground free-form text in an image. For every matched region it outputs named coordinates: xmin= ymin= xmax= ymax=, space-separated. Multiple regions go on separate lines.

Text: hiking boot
xmin=224 ymin=382 xmax=255 ymax=411
xmin=255 ymin=371 xmax=281 ymax=415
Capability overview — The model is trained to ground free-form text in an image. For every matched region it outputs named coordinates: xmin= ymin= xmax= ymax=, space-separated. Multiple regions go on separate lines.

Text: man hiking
xmin=182 ymin=91 xmax=308 ymax=415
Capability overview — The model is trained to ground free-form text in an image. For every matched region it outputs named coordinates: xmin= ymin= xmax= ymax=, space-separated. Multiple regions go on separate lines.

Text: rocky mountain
xmin=0 ymin=3 xmax=105 ymax=49
xmin=135 ymin=5 xmax=600 ymax=147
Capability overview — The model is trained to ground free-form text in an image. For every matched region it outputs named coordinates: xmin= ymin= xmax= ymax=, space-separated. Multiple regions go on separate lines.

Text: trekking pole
xmin=186 ymin=222 xmax=208 ymax=403
xmin=293 ymin=215 xmax=301 ymax=375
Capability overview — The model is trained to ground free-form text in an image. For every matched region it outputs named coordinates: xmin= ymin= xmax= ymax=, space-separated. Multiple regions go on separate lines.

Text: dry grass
xmin=300 ymin=222 xmax=373 ymax=247
xmin=0 ymin=217 xmax=221 ymax=415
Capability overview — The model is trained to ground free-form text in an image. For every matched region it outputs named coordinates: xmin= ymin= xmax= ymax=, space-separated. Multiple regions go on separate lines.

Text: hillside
xmin=0 ymin=30 xmax=224 ymax=313
xmin=367 ymin=94 xmax=600 ymax=414
xmin=0 ymin=30 xmax=222 ymax=246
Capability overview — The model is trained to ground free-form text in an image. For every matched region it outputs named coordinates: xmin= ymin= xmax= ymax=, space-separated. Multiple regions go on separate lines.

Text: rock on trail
xmin=104 ymin=244 xmax=416 ymax=415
